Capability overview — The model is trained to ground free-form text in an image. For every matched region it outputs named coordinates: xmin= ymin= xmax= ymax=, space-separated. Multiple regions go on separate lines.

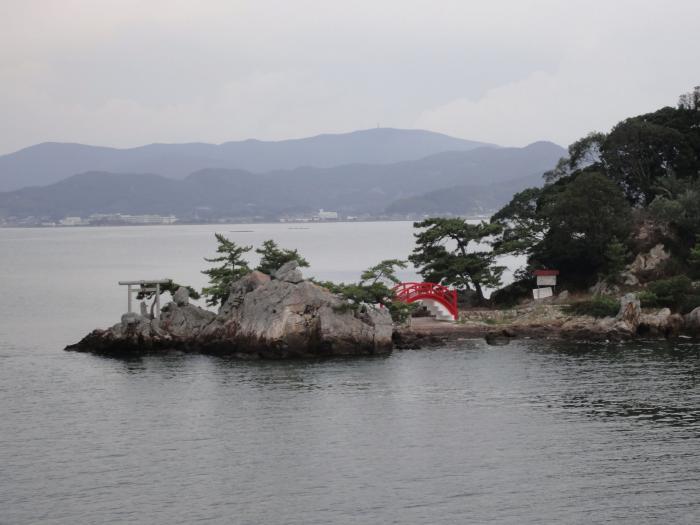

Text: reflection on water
xmin=3 ymin=339 xmax=699 ymax=524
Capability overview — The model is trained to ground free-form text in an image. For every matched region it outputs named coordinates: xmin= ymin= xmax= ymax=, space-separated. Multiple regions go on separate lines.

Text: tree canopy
xmin=492 ymin=87 xmax=700 ymax=290
xmin=201 ymin=233 xmax=252 ymax=307
xmin=409 ymin=218 xmax=503 ymax=302
xmin=317 ymin=259 xmax=413 ymax=323
xmin=494 ymin=172 xmax=633 ymax=288
xmin=255 ymin=239 xmax=309 ymax=275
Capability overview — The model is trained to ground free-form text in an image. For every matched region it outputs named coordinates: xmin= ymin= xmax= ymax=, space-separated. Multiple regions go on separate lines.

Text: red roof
xmin=533 ymin=269 xmax=559 ymax=276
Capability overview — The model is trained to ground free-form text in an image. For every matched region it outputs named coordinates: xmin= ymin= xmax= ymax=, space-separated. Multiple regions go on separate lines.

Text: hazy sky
xmin=2 ymin=0 xmax=699 ymax=154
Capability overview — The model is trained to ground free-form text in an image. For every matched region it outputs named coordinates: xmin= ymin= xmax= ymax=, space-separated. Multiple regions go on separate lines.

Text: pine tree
xmin=201 ymin=233 xmax=252 ymax=307
xmin=409 ymin=218 xmax=504 ymax=303
xmin=255 ymin=239 xmax=309 ymax=275
xmin=603 ymin=237 xmax=630 ymax=284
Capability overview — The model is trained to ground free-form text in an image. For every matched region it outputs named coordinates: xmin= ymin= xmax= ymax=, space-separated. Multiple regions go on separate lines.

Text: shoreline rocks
xmin=400 ymin=297 xmax=699 ymax=344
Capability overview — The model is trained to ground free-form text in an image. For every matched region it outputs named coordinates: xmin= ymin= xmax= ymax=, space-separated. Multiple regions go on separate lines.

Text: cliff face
xmin=66 ymin=262 xmax=393 ymax=358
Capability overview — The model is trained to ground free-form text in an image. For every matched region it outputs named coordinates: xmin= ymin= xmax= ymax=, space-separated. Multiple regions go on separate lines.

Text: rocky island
xmin=67 ymin=258 xmax=700 ymax=359
xmin=66 ymin=261 xmax=393 ymax=358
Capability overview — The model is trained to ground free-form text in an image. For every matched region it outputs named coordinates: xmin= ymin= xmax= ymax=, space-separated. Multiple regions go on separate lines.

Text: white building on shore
xmin=315 ymin=209 xmax=338 ymax=220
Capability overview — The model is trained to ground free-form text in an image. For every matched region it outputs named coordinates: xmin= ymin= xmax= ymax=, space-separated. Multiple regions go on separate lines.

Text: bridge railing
xmin=393 ymin=282 xmax=458 ymax=320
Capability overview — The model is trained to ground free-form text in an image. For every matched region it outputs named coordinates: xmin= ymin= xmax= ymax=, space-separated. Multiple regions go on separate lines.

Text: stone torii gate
xmin=118 ymin=279 xmax=171 ymax=319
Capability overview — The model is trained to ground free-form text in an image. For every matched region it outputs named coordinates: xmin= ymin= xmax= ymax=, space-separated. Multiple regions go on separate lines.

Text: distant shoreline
xmin=0 ymin=216 xmax=492 ymax=229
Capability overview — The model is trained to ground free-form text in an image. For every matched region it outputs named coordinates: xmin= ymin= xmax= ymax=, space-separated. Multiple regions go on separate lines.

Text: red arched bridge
xmin=393 ymin=282 xmax=458 ymax=321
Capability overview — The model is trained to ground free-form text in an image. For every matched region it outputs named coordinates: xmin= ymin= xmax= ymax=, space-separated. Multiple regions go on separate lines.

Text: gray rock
xmin=121 ymin=312 xmax=145 ymax=326
xmin=620 ymin=271 xmax=640 ymax=286
xmin=273 ymin=261 xmax=304 ymax=284
xmin=589 ymin=279 xmax=620 ymax=296
xmin=625 ymin=243 xmax=670 ymax=281
xmin=204 ymin=278 xmax=392 ymax=356
xmin=160 ymin=303 xmax=216 ymax=338
xmin=638 ymin=308 xmax=684 ymax=337
xmin=684 ymin=307 xmax=700 ymax=335
xmin=219 ymin=270 xmax=272 ymax=316
xmin=485 ymin=329 xmax=515 ymax=345
xmin=616 ymin=293 xmax=641 ymax=331
xmin=69 ymin=269 xmax=393 ymax=358
xmin=172 ymin=286 xmax=190 ymax=306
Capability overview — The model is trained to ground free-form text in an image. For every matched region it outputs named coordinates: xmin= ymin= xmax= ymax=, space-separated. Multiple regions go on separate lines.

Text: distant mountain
xmin=0 ymin=142 xmax=564 ymax=220
xmin=0 ymin=128 xmax=493 ymax=191
xmin=384 ymin=173 xmax=544 ymax=216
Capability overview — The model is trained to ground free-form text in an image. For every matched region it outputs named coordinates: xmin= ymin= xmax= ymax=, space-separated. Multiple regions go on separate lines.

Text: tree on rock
xmin=202 ymin=233 xmax=252 ymax=307
xmin=409 ymin=218 xmax=503 ymax=304
xmin=255 ymin=239 xmax=309 ymax=275
xmin=360 ymin=259 xmax=407 ymax=286
xmin=317 ymin=259 xmax=413 ymax=323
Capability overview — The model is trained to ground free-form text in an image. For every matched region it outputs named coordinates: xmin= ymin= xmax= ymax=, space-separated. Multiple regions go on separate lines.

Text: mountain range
xmin=0 ymin=128 xmax=492 ymax=192
xmin=0 ymin=137 xmax=565 ymax=220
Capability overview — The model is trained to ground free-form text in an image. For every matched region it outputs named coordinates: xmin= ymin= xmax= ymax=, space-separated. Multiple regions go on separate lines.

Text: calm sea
xmin=1 ymin=222 xmax=699 ymax=524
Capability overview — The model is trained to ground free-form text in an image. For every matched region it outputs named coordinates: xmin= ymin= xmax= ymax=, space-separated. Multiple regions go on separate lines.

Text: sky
xmin=1 ymin=0 xmax=699 ymax=154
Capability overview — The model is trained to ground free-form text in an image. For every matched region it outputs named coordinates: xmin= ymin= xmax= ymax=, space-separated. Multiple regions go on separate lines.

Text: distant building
xmin=87 ymin=213 xmax=177 ymax=225
xmin=316 ymin=209 xmax=338 ymax=220
xmin=119 ymin=214 xmax=177 ymax=225
xmin=59 ymin=216 xmax=87 ymax=226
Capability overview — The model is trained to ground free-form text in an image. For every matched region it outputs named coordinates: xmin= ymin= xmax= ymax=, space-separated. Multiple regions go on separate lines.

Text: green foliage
xmin=649 ymin=179 xmax=700 ymax=253
xmin=678 ymin=86 xmax=700 ymax=110
xmin=491 ymin=187 xmax=546 ymax=256
xmin=680 ymin=294 xmax=700 ymax=315
xmin=409 ymin=218 xmax=504 ymax=303
xmin=534 ymin=172 xmax=633 ymax=287
xmin=601 ymin=120 xmax=693 ymax=204
xmin=360 ymin=259 xmax=407 ymax=286
xmin=490 ymin=278 xmax=535 ymax=308
xmin=136 ymin=280 xmax=201 ymax=301
xmin=493 ymin=88 xmax=700 ymax=290
xmin=689 ymin=236 xmax=700 ymax=278
xmin=494 ymin=172 xmax=632 ymax=288
xmin=564 ymin=296 xmax=620 ymax=318
xmin=637 ymin=290 xmax=659 ymax=308
xmin=645 ymin=275 xmax=694 ymax=312
xmin=640 ymin=277 xmax=700 ymax=313
xmin=543 ymin=132 xmax=607 ymax=184
xmin=316 ymin=260 xmax=414 ymax=323
xmin=201 ymin=233 xmax=252 ymax=307
xmin=255 ymin=239 xmax=309 ymax=275
xmin=567 ymin=132 xmax=607 ymax=171
xmin=603 ymin=237 xmax=630 ymax=284
xmin=542 ymin=157 xmax=571 ymax=184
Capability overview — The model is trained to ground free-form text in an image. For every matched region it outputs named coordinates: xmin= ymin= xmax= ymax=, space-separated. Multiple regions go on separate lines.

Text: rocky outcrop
xmin=66 ymin=264 xmax=393 ymax=358
xmin=620 ymin=243 xmax=671 ymax=285
xmin=685 ymin=307 xmax=700 ymax=336
xmin=616 ymin=293 xmax=642 ymax=330
xmin=638 ymin=308 xmax=684 ymax=337
xmin=273 ymin=260 xmax=304 ymax=284
xmin=172 ymin=286 xmax=190 ymax=306
xmin=404 ymin=293 xmax=698 ymax=343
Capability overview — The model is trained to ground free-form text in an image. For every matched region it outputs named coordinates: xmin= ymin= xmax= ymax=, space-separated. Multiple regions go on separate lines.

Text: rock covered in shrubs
xmin=626 ymin=243 xmax=671 ymax=281
xmin=66 ymin=267 xmax=393 ymax=358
